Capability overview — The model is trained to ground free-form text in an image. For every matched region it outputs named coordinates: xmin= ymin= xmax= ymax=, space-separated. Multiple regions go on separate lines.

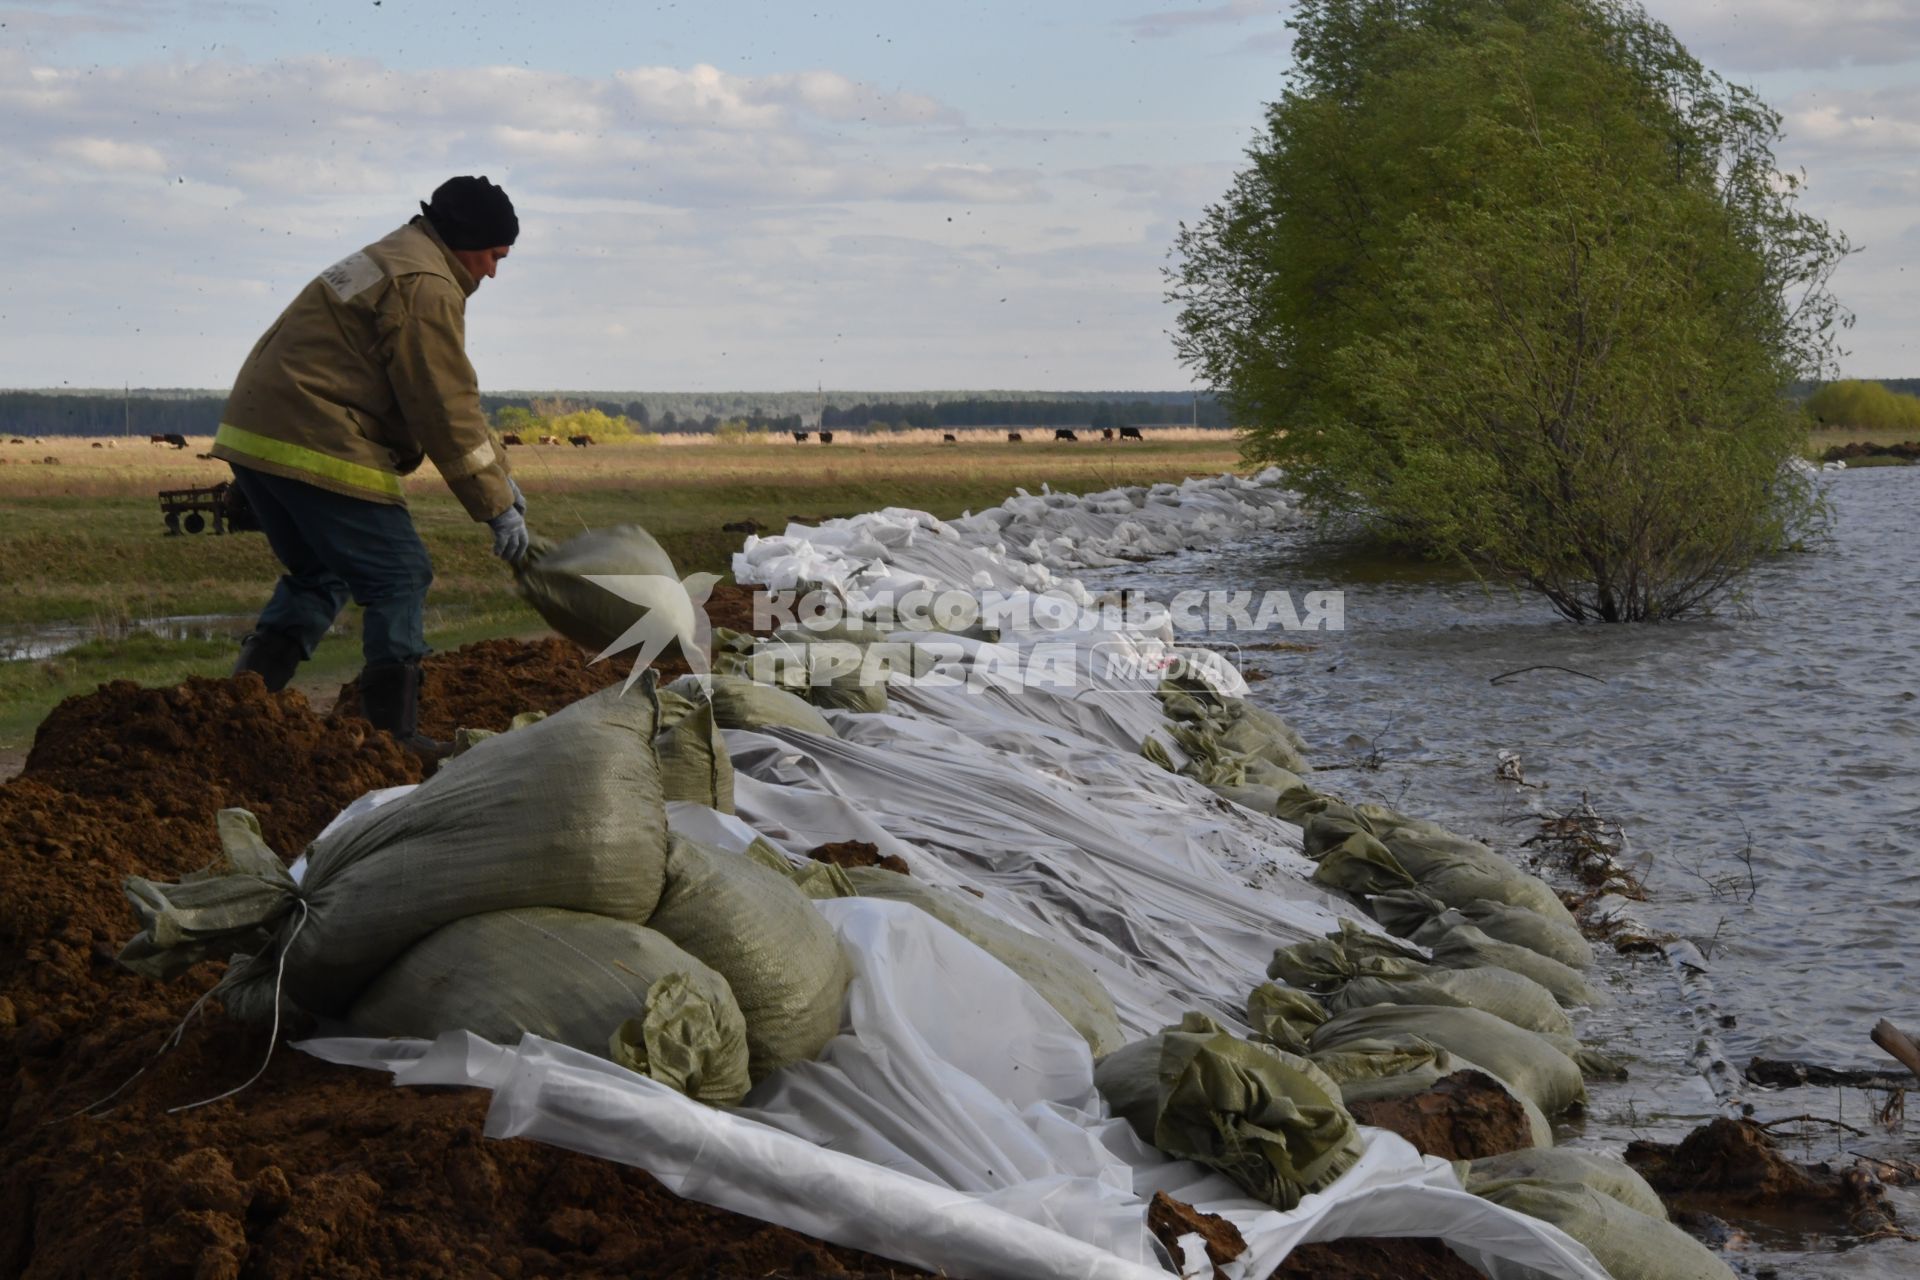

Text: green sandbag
xmin=1303 ymin=810 xmax=1380 ymax=859
xmin=1232 ymin=703 xmax=1311 ymax=766
xmin=1246 ymin=981 xmax=1330 ymax=1053
xmin=1463 ymin=1149 xmax=1668 ymax=1221
xmin=843 ymin=865 xmax=1125 ymax=1057
xmin=514 ymin=525 xmax=681 ymax=653
xmin=1378 ymin=829 xmax=1577 ymax=928
xmin=1268 ymin=921 xmax=1428 ymax=991
xmin=1424 ymin=923 xmax=1605 ymax=1009
xmin=1239 ymin=758 xmax=1308 ymax=793
xmin=647 ymin=834 xmax=851 ymax=1080
xmin=1271 ymin=785 xmax=1332 ymax=825
xmin=125 ymin=683 xmax=671 ymax=1021
xmin=1208 ymin=782 xmax=1284 ymax=815
xmin=1218 ymin=715 xmax=1310 ymax=775
xmin=667 ymin=673 xmax=838 ymax=737
xmin=449 ymin=710 xmax=548 ymax=758
xmin=1418 ymin=903 xmax=1594 ymax=971
xmin=1472 ymin=1181 xmax=1734 ymax=1280
xmin=1311 ymin=1004 xmax=1588 ymax=1118
xmin=1309 ymin=831 xmax=1418 ymax=896
xmin=655 ymin=690 xmax=735 ymax=813
xmin=1329 ymin=967 xmax=1573 ymax=1037
xmin=347 ymin=907 xmax=751 ymax=1106
xmin=1095 ymin=1012 xmax=1362 ymax=1210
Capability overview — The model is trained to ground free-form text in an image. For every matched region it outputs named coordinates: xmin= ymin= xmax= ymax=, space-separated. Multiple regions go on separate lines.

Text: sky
xmin=2 ymin=0 xmax=1918 ymax=392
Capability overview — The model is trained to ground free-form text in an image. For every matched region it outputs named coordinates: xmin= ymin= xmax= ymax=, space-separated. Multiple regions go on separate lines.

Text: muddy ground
xmin=0 ymin=622 xmax=1510 ymax=1279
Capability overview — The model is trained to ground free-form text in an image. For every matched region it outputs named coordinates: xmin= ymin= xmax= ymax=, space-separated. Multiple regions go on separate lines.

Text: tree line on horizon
xmin=0 ymin=391 xmax=1231 ymax=438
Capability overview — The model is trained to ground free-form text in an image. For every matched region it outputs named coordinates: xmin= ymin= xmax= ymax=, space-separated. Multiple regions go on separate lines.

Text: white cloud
xmin=1652 ymin=0 xmax=1920 ymax=72
xmin=0 ymin=48 xmax=1202 ymax=388
xmin=52 ymin=134 xmax=165 ymax=172
xmin=1120 ymin=1 xmax=1288 ymax=40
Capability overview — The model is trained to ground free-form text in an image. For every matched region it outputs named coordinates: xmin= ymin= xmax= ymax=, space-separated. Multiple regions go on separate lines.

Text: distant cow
xmin=792 ymin=431 xmax=810 ymax=443
xmin=818 ymin=431 xmax=834 ymax=444
xmin=91 ymin=442 xmax=103 ymax=448
xmin=1119 ymin=426 xmax=1144 ymax=441
xmin=501 ymin=433 xmax=523 ymax=446
xmin=1101 ymin=427 xmax=1114 ymax=442
xmin=1053 ymin=429 xmax=1078 ymax=442
xmin=942 ymin=433 xmax=958 ymax=444
xmin=161 ymin=433 xmax=188 ymax=449
xmin=569 ymin=434 xmax=594 ymax=447
xmin=149 ymin=434 xmax=168 ymax=445
xmin=1007 ymin=432 xmax=1022 ymax=442
xmin=7 ymin=438 xmax=22 ymax=444
xmin=539 ymin=435 xmax=561 ymax=445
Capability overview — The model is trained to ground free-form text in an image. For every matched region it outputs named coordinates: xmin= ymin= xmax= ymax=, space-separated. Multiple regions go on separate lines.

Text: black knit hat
xmin=421 ymin=175 xmax=519 ymax=250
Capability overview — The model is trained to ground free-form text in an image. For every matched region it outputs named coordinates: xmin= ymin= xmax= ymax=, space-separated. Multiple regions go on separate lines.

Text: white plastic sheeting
xmin=304 ymin=899 xmax=1609 ymax=1280
xmin=297 ymin=475 xmax=1616 ymax=1278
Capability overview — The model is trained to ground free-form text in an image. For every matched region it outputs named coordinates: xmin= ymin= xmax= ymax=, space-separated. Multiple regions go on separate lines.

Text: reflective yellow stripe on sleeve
xmin=214 ymin=423 xmax=405 ymax=498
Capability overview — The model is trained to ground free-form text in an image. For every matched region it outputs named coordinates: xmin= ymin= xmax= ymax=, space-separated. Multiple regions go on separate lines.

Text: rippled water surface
xmin=1106 ymin=466 xmax=1920 ymax=1276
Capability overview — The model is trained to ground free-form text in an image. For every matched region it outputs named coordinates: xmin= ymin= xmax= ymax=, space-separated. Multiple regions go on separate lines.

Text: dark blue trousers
xmin=231 ymin=464 xmax=432 ymax=666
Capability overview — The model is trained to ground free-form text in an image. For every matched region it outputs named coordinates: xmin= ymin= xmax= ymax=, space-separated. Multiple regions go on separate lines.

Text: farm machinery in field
xmin=157 ymin=481 xmax=260 ymax=536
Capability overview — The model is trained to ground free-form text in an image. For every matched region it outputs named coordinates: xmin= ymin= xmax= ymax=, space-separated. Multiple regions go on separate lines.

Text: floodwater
xmin=1107 ymin=466 xmax=1920 ymax=1277
xmin=0 ymin=613 xmax=269 ymax=661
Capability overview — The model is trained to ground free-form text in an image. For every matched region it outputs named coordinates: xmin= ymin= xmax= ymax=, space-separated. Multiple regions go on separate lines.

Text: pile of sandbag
xmin=1148 ymin=677 xmax=1312 ymax=791
xmin=118 ymin=682 xmax=851 ymax=1105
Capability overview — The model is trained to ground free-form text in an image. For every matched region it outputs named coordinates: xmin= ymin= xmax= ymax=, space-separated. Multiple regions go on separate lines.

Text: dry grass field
xmin=0 ymin=429 xmax=1245 ymax=749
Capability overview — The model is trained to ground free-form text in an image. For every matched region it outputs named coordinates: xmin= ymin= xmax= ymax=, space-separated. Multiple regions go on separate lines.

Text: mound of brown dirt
xmin=21 ymin=674 xmax=421 ymax=858
xmin=335 ymin=637 xmax=634 ymax=740
xmin=806 ymin=839 xmax=912 ymax=876
xmin=1346 ymin=1071 xmax=1534 ymax=1161
xmin=1269 ymin=1237 xmax=1490 ymax=1279
xmin=1626 ymin=1117 xmax=1900 ymax=1239
xmin=0 ymin=659 xmax=923 ymax=1280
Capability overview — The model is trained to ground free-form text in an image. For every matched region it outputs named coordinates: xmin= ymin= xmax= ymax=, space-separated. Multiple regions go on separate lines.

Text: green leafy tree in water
xmin=1171 ymin=0 xmax=1850 ymax=621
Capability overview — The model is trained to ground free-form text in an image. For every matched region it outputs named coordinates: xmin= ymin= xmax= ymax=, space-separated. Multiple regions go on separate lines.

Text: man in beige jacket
xmin=214 ymin=175 xmax=527 ymax=752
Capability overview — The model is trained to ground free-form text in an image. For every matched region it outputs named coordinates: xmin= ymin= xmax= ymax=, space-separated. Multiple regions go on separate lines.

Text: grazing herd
xmin=0 ymin=424 xmax=1154 ymax=454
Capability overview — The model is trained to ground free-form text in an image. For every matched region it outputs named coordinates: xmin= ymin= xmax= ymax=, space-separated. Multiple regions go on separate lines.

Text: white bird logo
xmin=581 ymin=571 xmax=723 ymax=694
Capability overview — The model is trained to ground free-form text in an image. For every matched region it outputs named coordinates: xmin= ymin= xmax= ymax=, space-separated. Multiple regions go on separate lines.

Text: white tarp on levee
xmin=301 ymin=472 xmax=1612 ymax=1280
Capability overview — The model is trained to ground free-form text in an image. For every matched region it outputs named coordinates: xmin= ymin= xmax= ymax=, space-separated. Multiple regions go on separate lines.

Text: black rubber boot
xmin=233 ymin=630 xmax=305 ymax=692
xmin=357 ymin=659 xmax=452 ymax=762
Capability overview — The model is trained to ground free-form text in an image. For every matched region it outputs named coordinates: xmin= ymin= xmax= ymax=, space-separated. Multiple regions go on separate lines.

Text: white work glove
xmin=508 ymin=476 xmax=527 ymax=516
xmin=487 ymin=506 xmax=529 ymax=563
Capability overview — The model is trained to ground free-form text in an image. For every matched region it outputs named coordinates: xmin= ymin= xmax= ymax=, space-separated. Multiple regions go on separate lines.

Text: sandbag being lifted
xmin=348 ymin=907 xmax=752 ymax=1106
xmin=514 ymin=525 xmax=681 ymax=653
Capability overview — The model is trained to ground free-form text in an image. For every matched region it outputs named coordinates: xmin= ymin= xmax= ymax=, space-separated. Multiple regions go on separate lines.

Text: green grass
xmin=0 ymin=438 xmax=1243 ymax=749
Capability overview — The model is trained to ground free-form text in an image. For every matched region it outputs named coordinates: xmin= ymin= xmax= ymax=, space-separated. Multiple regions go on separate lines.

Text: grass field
xmin=1804 ymin=425 xmax=1920 ymax=456
xmin=0 ymin=429 xmax=1244 ymax=749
